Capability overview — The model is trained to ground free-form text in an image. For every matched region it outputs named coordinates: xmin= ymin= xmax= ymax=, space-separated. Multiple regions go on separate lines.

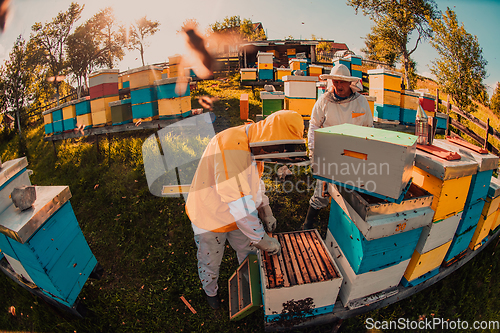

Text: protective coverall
xmin=186 ymin=110 xmax=304 ymax=297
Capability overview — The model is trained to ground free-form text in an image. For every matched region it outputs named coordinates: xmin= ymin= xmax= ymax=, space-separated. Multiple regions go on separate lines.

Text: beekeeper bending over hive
xmin=186 ymin=110 xmax=306 ymax=309
xmin=303 ymin=64 xmax=373 ymax=230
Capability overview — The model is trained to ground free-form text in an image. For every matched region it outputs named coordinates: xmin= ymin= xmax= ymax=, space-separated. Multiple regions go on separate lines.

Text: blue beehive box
xmin=44 ymin=123 xmax=53 ymax=135
xmin=131 ymin=86 xmax=157 ymax=105
xmin=131 ymin=101 xmax=158 ymax=120
xmin=75 ymin=98 xmax=91 ymax=116
xmin=62 ymin=118 xmax=77 ymax=131
xmin=259 ymin=69 xmax=273 ymax=81
xmin=53 ymin=120 xmax=63 ymax=133
xmin=374 ymin=103 xmax=400 ymax=122
xmin=52 ymin=109 xmax=63 ymax=122
xmin=154 ymin=78 xmax=191 ymax=100
xmin=444 ymin=226 xmax=476 ymax=262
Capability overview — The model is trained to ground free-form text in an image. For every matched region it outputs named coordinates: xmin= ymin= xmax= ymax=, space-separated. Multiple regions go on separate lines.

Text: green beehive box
xmin=228 ymin=253 xmax=262 ymax=321
xmin=110 ymin=99 xmax=133 ymax=125
xmin=260 ymin=91 xmax=285 ymax=117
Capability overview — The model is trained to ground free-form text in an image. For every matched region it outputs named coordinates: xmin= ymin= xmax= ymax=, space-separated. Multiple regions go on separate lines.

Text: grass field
xmin=1 ymin=76 xmax=500 ymax=332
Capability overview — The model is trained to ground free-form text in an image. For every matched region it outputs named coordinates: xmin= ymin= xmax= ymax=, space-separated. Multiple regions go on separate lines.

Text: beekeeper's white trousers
xmin=194 ymin=228 xmax=256 ymax=297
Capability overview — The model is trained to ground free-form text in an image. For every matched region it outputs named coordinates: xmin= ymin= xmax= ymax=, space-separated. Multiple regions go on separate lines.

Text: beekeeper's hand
xmin=258 ymin=205 xmax=277 ymax=232
xmin=253 ymin=233 xmax=281 ymax=256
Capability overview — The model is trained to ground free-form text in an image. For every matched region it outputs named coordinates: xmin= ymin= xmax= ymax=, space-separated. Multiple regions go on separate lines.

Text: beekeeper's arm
xmin=257 ymin=179 xmax=276 ymax=232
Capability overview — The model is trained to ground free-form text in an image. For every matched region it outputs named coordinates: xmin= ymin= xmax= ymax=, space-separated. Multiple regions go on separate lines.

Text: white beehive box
xmin=314 ymin=124 xmax=417 ymax=201
xmin=258 ymin=230 xmax=342 ymax=323
xmin=415 ymin=211 xmax=462 ymax=253
xmin=0 ymin=157 xmax=31 ymax=214
xmin=283 ymin=75 xmax=318 ymax=99
xmin=89 ymin=69 xmax=119 ymax=87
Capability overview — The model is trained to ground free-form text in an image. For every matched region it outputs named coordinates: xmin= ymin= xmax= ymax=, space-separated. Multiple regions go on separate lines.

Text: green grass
xmin=1 ymin=76 xmax=500 ymax=332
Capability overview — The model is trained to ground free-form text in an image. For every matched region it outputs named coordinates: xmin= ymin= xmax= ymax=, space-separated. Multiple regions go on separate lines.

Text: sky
xmin=0 ymin=0 xmax=498 ymax=96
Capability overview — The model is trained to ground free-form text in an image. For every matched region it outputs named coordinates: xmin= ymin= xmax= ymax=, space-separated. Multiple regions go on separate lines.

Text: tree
xmin=30 ymin=2 xmax=84 ymax=103
xmin=91 ymin=7 xmax=125 ymax=69
xmin=490 ymin=82 xmax=500 ymax=115
xmin=124 ymin=16 xmax=160 ymax=66
xmin=361 ymin=17 xmax=398 ymax=66
xmin=429 ymin=8 xmax=487 ymax=112
xmin=210 ymin=16 xmax=266 ymax=42
xmin=347 ymin=0 xmax=437 ymax=89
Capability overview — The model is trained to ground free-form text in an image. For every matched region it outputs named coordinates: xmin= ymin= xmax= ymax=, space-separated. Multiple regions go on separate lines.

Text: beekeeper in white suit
xmin=186 ymin=110 xmax=306 ymax=309
xmin=302 ymin=64 xmax=373 ymax=230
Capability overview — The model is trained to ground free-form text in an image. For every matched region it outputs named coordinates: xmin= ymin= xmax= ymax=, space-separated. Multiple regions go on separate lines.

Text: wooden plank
xmin=287 ymin=233 xmax=311 ymax=284
xmin=300 ymin=232 xmax=326 ymax=282
xmin=269 ymin=234 xmax=284 ymax=287
xmin=283 ymin=233 xmax=304 ymax=285
xmin=309 ymin=231 xmax=338 ymax=279
xmin=262 ymin=250 xmax=275 ymax=289
xmin=304 ymin=231 xmax=331 ymax=280
xmin=272 ymin=234 xmax=290 ymax=287
xmin=277 ymin=233 xmax=296 ymax=286
xmin=294 ymin=232 xmax=318 ymax=282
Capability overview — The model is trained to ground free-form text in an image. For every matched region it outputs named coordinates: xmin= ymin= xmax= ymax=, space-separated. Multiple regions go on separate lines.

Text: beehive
xmin=283 ymin=75 xmax=318 ymax=98
xmin=419 ymin=92 xmax=435 ymax=113
xmin=258 ymin=52 xmax=274 ymax=81
xmin=275 ymin=68 xmax=291 ymax=81
xmin=89 ymin=69 xmax=119 ymax=100
xmin=415 ymin=211 xmax=462 ymax=254
xmin=489 ymin=177 xmax=500 ymax=231
xmin=368 ymin=68 xmax=402 ymax=91
xmin=90 ymin=96 xmax=119 ymax=126
xmin=368 ymin=69 xmax=402 ymax=122
xmin=400 ymin=90 xmax=421 ymax=125
xmin=260 ymin=91 xmax=284 ymax=117
xmin=328 ymin=184 xmax=429 ymax=274
xmin=75 ymin=97 xmax=91 ymax=116
xmin=76 ymin=113 xmax=92 ymax=129
xmin=325 ymin=229 xmax=409 ymax=308
xmin=62 ymin=100 xmax=77 ymax=131
xmin=110 ymin=99 xmax=133 ymax=125
xmin=313 ymin=124 xmax=417 ymax=201
xmin=122 ymin=66 xmax=162 ymax=90
xmin=435 ymin=112 xmax=449 ymax=130
xmin=43 ymin=106 xmax=63 ymax=134
xmin=334 ymin=58 xmax=351 ymax=70
xmin=240 ymin=68 xmax=257 ymax=81
xmin=131 ymin=101 xmax=159 ymax=121
xmin=43 ymin=113 xmax=53 ymax=135
xmin=284 ymin=98 xmax=316 ymax=119
xmin=289 ymin=59 xmax=307 ymax=71
xmin=412 ymin=147 xmax=477 ymax=222
xmin=308 ymin=64 xmax=323 ymax=77
xmin=155 ymin=78 xmax=191 ymax=100
xmin=258 ymin=230 xmax=342 ymax=323
xmin=155 ymin=78 xmax=192 ymax=119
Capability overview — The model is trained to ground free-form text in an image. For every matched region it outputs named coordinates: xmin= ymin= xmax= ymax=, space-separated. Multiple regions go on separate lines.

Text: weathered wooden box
xmin=228 ymin=254 xmax=261 ymax=321
xmin=325 ymin=229 xmax=409 ymax=308
xmin=258 ymin=230 xmax=342 ymax=324
xmin=313 ymin=124 xmax=417 ymax=201
xmin=328 ymin=185 xmax=427 ymax=274
xmin=413 ymin=147 xmax=478 ymax=221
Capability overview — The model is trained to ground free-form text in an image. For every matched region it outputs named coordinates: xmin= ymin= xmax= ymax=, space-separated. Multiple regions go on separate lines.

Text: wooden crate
xmin=325 ymin=229 xmax=409 ymax=308
xmin=415 ymin=211 xmax=462 ymax=254
xmin=314 ymin=124 xmax=417 ymax=201
xmin=328 ymin=188 xmax=425 ymax=274
xmin=284 ymin=98 xmax=315 ymax=119
xmin=403 ymin=240 xmax=452 ymax=285
xmin=0 ymin=157 xmax=30 ymax=214
xmin=367 ymin=68 xmax=402 ymax=91
xmin=0 ymin=187 xmax=97 ymax=308
xmin=240 ymin=68 xmax=257 ymax=81
xmin=258 ymin=230 xmax=342 ymax=323
xmin=283 ymin=75 xmax=318 ymax=98
xmin=228 ymin=254 xmax=262 ymax=321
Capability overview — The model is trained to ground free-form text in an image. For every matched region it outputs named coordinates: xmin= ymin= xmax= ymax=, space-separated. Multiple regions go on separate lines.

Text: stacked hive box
xmin=400 ymin=90 xmax=421 ymax=125
xmin=89 ymin=69 xmax=120 ymax=126
xmin=168 ymin=54 xmax=182 ymax=78
xmin=283 ymin=75 xmax=318 ymax=120
xmin=0 ymin=157 xmax=98 ymax=309
xmin=260 ymin=91 xmax=284 ymax=118
xmin=333 ymin=57 xmax=351 ymax=69
xmin=258 ymin=230 xmax=342 ymax=323
xmin=326 ymin=183 xmax=433 ymax=307
xmin=316 ymin=81 xmax=327 ymax=99
xmin=435 ymin=112 xmax=449 ymax=130
xmin=240 ymin=68 xmax=257 ymax=82
xmin=346 ymin=55 xmax=363 ymax=79
xmin=419 ymin=92 xmax=436 ymax=116
xmin=75 ymin=97 xmax=92 ymax=129
xmin=43 ymin=110 xmax=54 ymax=135
xmin=366 ymin=96 xmax=376 ymax=117
xmin=124 ymin=66 xmax=162 ymax=121
xmin=258 ymin=52 xmax=274 ymax=81
xmin=43 ymin=106 xmax=63 ymax=134
xmin=154 ymin=77 xmax=192 ymax=119
xmin=470 ymin=176 xmax=500 ymax=250
xmin=289 ymin=58 xmax=307 ymax=74
xmin=368 ymin=69 xmax=402 ymax=122
xmin=432 ymin=139 xmax=499 ymax=260
xmin=410 ymin=144 xmax=477 ymax=275
xmin=275 ymin=68 xmax=291 ymax=81
xmin=61 ymin=100 xmax=78 ymax=131
xmin=109 ymin=98 xmax=133 ymax=125
xmin=308 ymin=64 xmax=323 ymax=77
xmin=286 ymin=48 xmax=296 ymax=60
xmin=489 ymin=177 xmax=500 ymax=233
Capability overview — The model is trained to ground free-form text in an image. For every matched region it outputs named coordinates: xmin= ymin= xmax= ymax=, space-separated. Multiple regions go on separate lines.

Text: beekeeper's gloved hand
xmin=254 ymin=233 xmax=281 ymax=256
xmin=228 ymin=195 xmax=265 ymax=243
xmin=258 ymin=205 xmax=277 ymax=232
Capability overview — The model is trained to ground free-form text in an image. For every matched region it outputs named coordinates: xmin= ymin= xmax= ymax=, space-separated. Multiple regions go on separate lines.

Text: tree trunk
xmin=403 ymin=51 xmax=410 ymax=90
xmin=140 ymin=44 xmax=145 ymax=66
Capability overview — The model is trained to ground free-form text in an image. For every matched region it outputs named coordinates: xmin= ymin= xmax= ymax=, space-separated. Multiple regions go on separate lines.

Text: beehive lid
xmin=367 ymin=68 xmax=402 ymax=77
xmin=0 ymin=186 xmax=71 ymax=243
xmin=122 ymin=65 xmax=162 ymax=75
xmin=282 ymin=75 xmax=318 ymax=82
xmin=434 ymin=139 xmax=498 ymax=172
xmin=75 ymin=96 xmax=90 ymax=103
xmin=0 ymin=157 xmax=28 ymax=189
xmin=289 ymin=58 xmax=307 ymax=63
xmin=89 ymin=69 xmax=119 ymax=78
xmin=108 ymin=100 xmax=122 ymax=107
xmin=42 ymin=105 xmax=62 ymax=116
xmin=240 ymin=68 xmax=257 ymax=72
xmin=316 ymin=123 xmax=417 ymax=147
xmin=401 ymin=90 xmax=421 ymax=97
xmin=153 ymin=77 xmax=192 ymax=86
xmin=276 ymin=68 xmax=291 ymax=71
xmin=414 ymin=147 xmax=478 ymax=180
xmin=260 ymin=91 xmax=284 ymax=100
xmin=488 ymin=176 xmax=500 ymax=198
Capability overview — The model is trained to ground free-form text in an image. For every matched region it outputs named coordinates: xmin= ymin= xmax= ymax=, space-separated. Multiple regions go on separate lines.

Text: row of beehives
xmin=42 ymin=65 xmax=195 ymax=136
xmin=0 ymin=156 xmax=98 ymax=310
xmin=243 ymin=125 xmax=500 ymax=324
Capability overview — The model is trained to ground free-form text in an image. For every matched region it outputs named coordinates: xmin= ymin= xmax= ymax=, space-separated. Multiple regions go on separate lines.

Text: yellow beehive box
xmin=90 ymin=96 xmax=119 ymax=114
xmin=76 ymin=113 xmax=93 ymax=128
xmin=124 ymin=66 xmax=162 ymax=89
xmin=403 ymin=240 xmax=452 ymax=282
xmin=367 ymin=68 xmax=402 ymax=91
xmin=370 ymin=88 xmax=401 ymax=107
xmin=469 ymin=211 xmax=498 ymax=250
xmin=62 ymin=104 xmax=76 ymax=120
xmin=400 ymin=90 xmax=420 ymax=110
xmin=43 ymin=113 xmax=53 ymax=125
xmin=158 ymin=96 xmax=191 ymax=117
xmin=275 ymin=68 xmax=292 ymax=81
xmin=284 ymin=98 xmax=316 ymax=119
xmin=91 ymin=110 xmax=111 ymax=126
xmin=350 ymin=64 xmax=363 ymax=72
xmin=366 ymin=96 xmax=376 ymax=117
xmin=169 ymin=54 xmax=182 ymax=65
xmin=258 ymin=63 xmax=273 ymax=70
xmin=289 ymin=59 xmax=307 ymax=71
xmin=491 ymin=209 xmax=500 ymax=231
xmin=308 ymin=64 xmax=323 ymax=77
xmin=412 ymin=166 xmax=473 ymax=222
xmin=240 ymin=68 xmax=257 ymax=81
xmin=287 ymin=48 xmax=296 ymax=56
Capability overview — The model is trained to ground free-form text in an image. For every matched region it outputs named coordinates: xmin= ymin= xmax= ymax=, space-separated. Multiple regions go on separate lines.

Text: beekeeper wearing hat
xmin=186 ymin=110 xmax=306 ymax=309
xmin=302 ymin=64 xmax=373 ymax=230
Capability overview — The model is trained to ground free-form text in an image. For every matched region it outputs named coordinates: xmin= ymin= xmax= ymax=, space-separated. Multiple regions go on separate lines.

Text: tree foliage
xmin=490 ymin=83 xmax=500 ymax=115
xmin=429 ymin=8 xmax=487 ymax=112
xmin=210 ymin=15 xmax=266 ymax=42
xmin=123 ymin=16 xmax=160 ymax=66
xmin=361 ymin=17 xmax=398 ymax=66
xmin=348 ymin=0 xmax=437 ymax=89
